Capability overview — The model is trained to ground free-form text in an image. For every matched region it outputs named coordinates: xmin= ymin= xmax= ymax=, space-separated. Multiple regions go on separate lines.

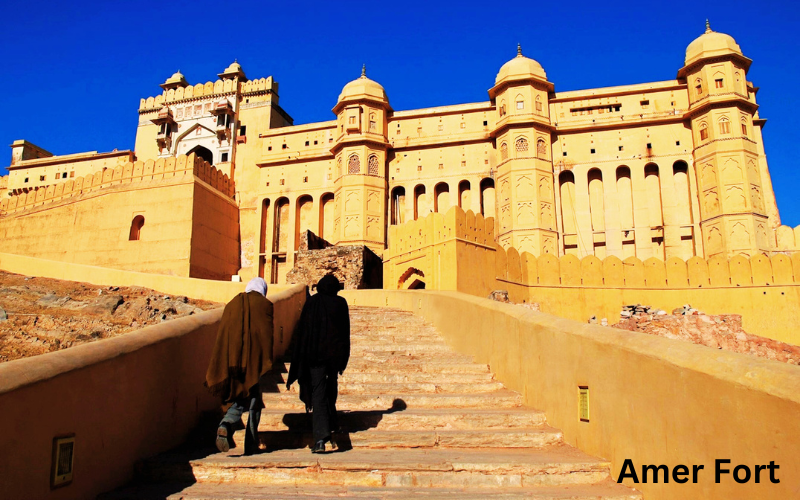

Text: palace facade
xmin=0 ymin=24 xmax=785 ymax=284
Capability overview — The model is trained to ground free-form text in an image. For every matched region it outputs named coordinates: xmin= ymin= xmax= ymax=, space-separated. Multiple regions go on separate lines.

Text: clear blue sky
xmin=2 ymin=0 xmax=798 ymax=224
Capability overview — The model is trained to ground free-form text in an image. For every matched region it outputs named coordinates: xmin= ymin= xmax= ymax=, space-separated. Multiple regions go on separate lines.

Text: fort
xmin=0 ymin=22 xmax=799 ymax=500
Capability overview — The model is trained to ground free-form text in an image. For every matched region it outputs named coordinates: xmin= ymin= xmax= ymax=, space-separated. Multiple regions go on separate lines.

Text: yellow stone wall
xmin=342 ymin=288 xmax=800 ymax=500
xmin=0 ymin=154 xmax=239 ymax=280
xmin=385 ymin=206 xmax=800 ymax=344
xmin=6 ymin=150 xmax=134 ymax=194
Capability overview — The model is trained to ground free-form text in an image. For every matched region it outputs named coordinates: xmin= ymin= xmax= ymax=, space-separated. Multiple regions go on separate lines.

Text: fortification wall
xmin=385 ymin=206 xmax=800 ymax=344
xmin=138 ymin=77 xmax=277 ymax=112
xmin=0 ymin=284 xmax=305 ymax=500
xmin=189 ymin=182 xmax=241 ymax=280
xmin=342 ymin=289 xmax=800 ymax=500
xmin=0 ymin=154 xmax=238 ymax=280
xmin=0 ymin=153 xmax=234 ymax=217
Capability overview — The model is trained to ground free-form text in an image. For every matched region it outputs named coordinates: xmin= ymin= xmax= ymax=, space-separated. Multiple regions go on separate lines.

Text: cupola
xmin=495 ymin=44 xmax=547 ymax=85
xmin=334 ymin=65 xmax=390 ymax=112
xmin=218 ymin=60 xmax=247 ymax=81
xmin=685 ymin=20 xmax=746 ymax=66
xmin=160 ymin=71 xmax=188 ymax=90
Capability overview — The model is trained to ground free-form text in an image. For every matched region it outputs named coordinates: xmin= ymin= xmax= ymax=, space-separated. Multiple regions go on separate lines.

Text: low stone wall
xmin=342 ymin=289 xmax=800 ymax=500
xmin=0 ymin=283 xmax=305 ymax=500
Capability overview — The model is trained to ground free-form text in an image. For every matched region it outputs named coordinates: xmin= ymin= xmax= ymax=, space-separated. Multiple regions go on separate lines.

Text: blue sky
xmin=2 ymin=0 xmax=799 ymax=224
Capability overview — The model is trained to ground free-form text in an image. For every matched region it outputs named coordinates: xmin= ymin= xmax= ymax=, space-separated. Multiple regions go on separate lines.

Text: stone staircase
xmin=103 ymin=306 xmax=641 ymax=499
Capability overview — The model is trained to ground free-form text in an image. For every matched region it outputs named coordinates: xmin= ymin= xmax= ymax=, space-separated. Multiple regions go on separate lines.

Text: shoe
xmin=311 ymin=439 xmax=326 ymax=454
xmin=215 ymin=425 xmax=233 ymax=453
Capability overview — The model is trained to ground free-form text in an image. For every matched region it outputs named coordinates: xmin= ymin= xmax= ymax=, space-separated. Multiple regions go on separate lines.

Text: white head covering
xmin=245 ymin=277 xmax=268 ymax=296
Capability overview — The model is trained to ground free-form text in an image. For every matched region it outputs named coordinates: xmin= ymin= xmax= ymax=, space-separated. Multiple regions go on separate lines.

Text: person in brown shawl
xmin=286 ymin=274 xmax=350 ymax=453
xmin=206 ymin=277 xmax=273 ymax=455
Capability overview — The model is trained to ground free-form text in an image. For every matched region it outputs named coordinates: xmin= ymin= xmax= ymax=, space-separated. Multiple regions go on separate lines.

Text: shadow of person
xmin=251 ymin=398 xmax=408 ymax=454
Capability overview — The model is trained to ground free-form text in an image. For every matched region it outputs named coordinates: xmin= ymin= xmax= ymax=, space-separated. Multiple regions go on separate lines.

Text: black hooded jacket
xmin=286 ymin=275 xmax=350 ymax=407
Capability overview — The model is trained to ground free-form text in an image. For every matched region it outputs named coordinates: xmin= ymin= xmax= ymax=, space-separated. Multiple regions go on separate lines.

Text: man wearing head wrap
xmin=205 ymin=277 xmax=273 ymax=455
xmin=286 ymin=274 xmax=350 ymax=453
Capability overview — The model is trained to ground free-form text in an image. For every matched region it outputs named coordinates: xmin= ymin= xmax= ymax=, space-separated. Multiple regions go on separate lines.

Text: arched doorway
xmin=188 ymin=145 xmax=213 ymax=165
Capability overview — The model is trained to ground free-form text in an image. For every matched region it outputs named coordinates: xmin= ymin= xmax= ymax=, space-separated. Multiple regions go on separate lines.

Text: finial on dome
xmin=517 ymin=43 xmax=522 ymax=56
xmin=361 ymin=64 xmax=366 ymax=78
xmin=705 ymin=19 xmax=712 ymax=33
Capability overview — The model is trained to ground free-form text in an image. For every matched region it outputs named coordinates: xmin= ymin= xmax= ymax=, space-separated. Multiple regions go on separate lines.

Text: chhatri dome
xmin=337 ymin=65 xmax=389 ymax=104
xmin=685 ymin=20 xmax=744 ymax=66
xmin=218 ymin=59 xmax=247 ymax=80
xmin=495 ymin=44 xmax=547 ymax=84
xmin=160 ymin=70 xmax=188 ymax=90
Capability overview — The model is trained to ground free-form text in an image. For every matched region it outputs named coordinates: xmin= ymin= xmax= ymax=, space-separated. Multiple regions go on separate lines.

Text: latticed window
xmin=515 ymin=137 xmax=529 ymax=153
xmin=368 ymin=155 xmax=379 ymax=176
xmin=500 ymin=143 xmax=508 ymax=160
xmin=537 ymin=139 xmax=546 ymax=156
xmin=348 ymin=154 xmax=360 ymax=174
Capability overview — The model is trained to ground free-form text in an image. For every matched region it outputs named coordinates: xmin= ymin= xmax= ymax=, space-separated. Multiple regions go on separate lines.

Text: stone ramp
xmin=102 ymin=306 xmax=640 ymax=499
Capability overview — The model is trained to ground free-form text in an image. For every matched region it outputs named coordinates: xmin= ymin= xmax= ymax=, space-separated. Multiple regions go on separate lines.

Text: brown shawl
xmin=205 ymin=291 xmax=274 ymax=403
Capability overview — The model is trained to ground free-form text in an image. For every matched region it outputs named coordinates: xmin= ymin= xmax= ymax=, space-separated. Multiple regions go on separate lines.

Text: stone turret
xmin=329 ymin=66 xmax=392 ymax=252
xmin=679 ymin=21 xmax=776 ymax=257
xmin=488 ymin=45 xmax=557 ymax=255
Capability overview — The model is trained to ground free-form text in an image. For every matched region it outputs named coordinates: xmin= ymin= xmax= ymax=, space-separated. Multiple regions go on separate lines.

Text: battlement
xmin=139 ymin=77 xmax=277 ymax=112
xmin=0 ymin=153 xmax=234 ymax=216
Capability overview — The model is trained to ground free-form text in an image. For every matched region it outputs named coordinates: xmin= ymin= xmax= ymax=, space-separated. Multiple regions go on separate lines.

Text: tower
xmin=330 ymin=66 xmax=391 ymax=253
xmin=679 ymin=21 xmax=779 ymax=257
xmin=489 ymin=45 xmax=558 ymax=255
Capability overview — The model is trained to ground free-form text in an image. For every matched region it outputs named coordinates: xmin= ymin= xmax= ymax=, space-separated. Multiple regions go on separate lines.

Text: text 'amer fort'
xmin=0 ymin=23 xmax=795 ymax=286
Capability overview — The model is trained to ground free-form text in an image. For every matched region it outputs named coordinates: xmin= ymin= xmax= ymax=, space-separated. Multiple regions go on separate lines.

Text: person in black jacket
xmin=286 ymin=274 xmax=350 ymax=453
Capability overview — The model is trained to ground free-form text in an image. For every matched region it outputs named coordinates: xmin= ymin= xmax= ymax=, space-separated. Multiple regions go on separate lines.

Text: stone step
xmin=101 ymin=481 xmax=642 ymax=499
xmin=351 ymin=352 xmax=476 ymax=363
xmin=272 ymin=381 xmax=506 ymax=395
xmin=254 ymin=408 xmax=548 ymax=432
xmin=135 ymin=447 xmax=615 ymax=489
xmin=234 ymin=427 xmax=562 ymax=451
xmin=350 ymin=344 xmax=454 ymax=354
xmin=269 ymin=371 xmax=496 ymax=385
xmin=278 ymin=361 xmax=491 ymax=375
xmin=261 ymin=391 xmax=524 ymax=411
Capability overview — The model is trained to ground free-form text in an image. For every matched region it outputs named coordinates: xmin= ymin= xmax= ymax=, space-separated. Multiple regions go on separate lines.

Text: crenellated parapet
xmin=0 ymin=154 xmax=234 ymax=216
xmin=138 ymin=77 xmax=278 ymax=113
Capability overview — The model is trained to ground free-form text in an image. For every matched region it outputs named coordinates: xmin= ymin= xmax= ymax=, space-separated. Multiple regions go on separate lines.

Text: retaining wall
xmin=0 ymin=284 xmax=305 ymax=500
xmin=342 ymin=289 xmax=800 ymax=500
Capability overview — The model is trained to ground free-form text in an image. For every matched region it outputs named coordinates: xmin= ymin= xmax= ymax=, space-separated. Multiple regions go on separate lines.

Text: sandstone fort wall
xmin=0 ymin=283 xmax=305 ymax=500
xmin=342 ymin=288 xmax=800 ymax=500
xmin=0 ymin=154 xmax=239 ymax=280
xmin=385 ymin=207 xmax=800 ymax=343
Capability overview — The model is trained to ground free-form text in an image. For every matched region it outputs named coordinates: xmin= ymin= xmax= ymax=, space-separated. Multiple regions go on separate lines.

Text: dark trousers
xmin=220 ymin=384 xmax=263 ymax=452
xmin=309 ymin=366 xmax=339 ymax=442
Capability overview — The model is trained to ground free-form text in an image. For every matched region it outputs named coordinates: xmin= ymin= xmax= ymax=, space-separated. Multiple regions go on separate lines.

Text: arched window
xmin=500 ymin=142 xmax=508 ymax=160
xmin=699 ymin=122 xmax=709 ymax=141
xmin=348 ymin=154 xmax=360 ymax=174
xmin=535 ymin=95 xmax=543 ymax=113
xmin=515 ymin=94 xmax=525 ymax=110
xmin=515 ymin=137 xmax=528 ymax=153
xmin=695 ymin=79 xmax=703 ymax=96
xmin=369 ymin=113 xmax=377 ymax=132
xmin=368 ymin=154 xmax=379 ymax=176
xmin=499 ymin=101 xmax=506 ymax=117
xmin=718 ymin=117 xmax=730 ymax=135
xmin=537 ymin=138 xmax=547 ymax=156
xmin=741 ymin=118 xmax=748 ymax=136
xmin=129 ymin=215 xmax=145 ymax=241
xmin=336 ymin=156 xmax=342 ymax=178
xmin=713 ymin=72 xmax=724 ymax=89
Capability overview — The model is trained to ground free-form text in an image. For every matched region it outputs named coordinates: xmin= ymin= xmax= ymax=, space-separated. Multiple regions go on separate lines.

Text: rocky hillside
xmin=0 ymin=271 xmax=220 ymax=363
